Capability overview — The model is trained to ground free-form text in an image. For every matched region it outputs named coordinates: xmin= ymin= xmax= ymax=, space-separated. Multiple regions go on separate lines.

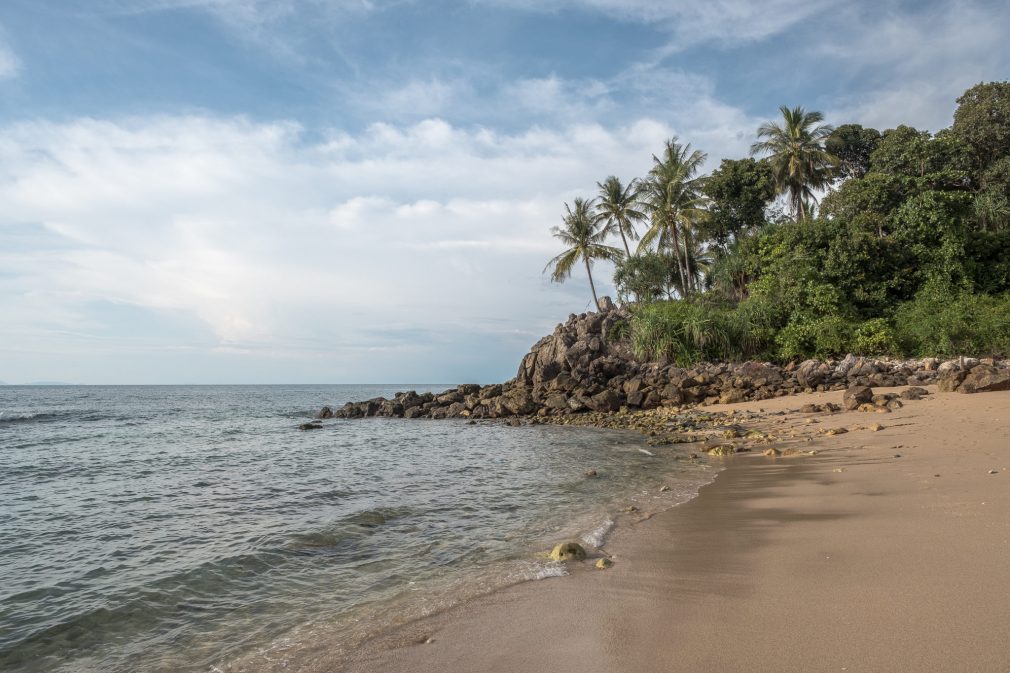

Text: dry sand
xmin=341 ymin=386 xmax=1010 ymax=673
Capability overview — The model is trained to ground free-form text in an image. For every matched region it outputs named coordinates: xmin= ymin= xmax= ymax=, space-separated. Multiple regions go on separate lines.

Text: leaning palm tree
xmin=545 ymin=197 xmax=622 ymax=311
xmin=751 ymin=106 xmax=836 ymax=220
xmin=638 ymin=138 xmax=708 ymax=295
xmin=595 ymin=176 xmax=645 ymax=258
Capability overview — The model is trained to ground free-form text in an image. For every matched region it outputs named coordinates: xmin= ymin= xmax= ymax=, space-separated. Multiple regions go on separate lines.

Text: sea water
xmin=0 ymin=385 xmax=713 ymax=672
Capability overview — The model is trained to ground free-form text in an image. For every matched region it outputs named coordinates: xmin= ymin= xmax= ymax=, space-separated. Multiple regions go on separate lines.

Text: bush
xmin=630 ymin=300 xmax=767 ymax=365
xmin=853 ymin=318 xmax=901 ymax=356
xmin=895 ymin=289 xmax=1010 ymax=357
xmin=775 ymin=315 xmax=855 ymax=360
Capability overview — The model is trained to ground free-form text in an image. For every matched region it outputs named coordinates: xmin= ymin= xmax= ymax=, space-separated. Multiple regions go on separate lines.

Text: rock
xmin=885 ymin=398 xmax=903 ymax=411
xmin=659 ymin=485 xmax=670 ymax=492
xmin=843 ymin=385 xmax=874 ymax=411
xmin=707 ymin=444 xmax=736 ymax=456
xmin=958 ymin=366 xmax=1010 ymax=394
xmin=937 ymin=369 xmax=968 ymax=392
xmin=900 ymin=386 xmax=929 ymax=400
xmin=626 ymin=390 xmax=645 ymax=407
xmin=588 ymin=389 xmax=622 ymax=412
xmin=597 ymin=296 xmax=616 ymax=312
xmin=989 ymin=470 xmax=999 ymax=475
xmin=595 ymin=558 xmax=613 ymax=569
xmin=315 ymin=406 xmax=334 ymax=419
xmin=796 ymin=359 xmax=830 ymax=388
xmin=825 ymin=427 xmax=848 ymax=436
xmin=545 ymin=393 xmax=569 ymax=411
xmin=299 ymin=422 xmax=322 ymax=431
xmin=549 ymin=542 xmax=586 ymax=561
xmin=870 ymin=423 xmax=884 ymax=432
xmin=718 ymin=389 xmax=747 ymax=404
xmin=584 ymin=469 xmax=598 ymax=478
xmin=763 ymin=448 xmax=782 ymax=457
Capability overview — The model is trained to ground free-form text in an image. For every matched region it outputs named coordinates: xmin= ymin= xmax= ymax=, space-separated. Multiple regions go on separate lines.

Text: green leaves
xmin=751 ymin=105 xmax=836 ymax=220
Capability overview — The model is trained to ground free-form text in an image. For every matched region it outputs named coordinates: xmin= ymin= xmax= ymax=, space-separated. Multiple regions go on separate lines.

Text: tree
xmin=612 ymin=252 xmax=679 ymax=303
xmin=953 ymin=81 xmax=1010 ymax=175
xmin=595 ymin=176 xmax=646 ymax=258
xmin=751 ymin=105 xmax=836 ymax=220
xmin=701 ymin=158 xmax=775 ymax=250
xmin=826 ymin=124 xmax=881 ymax=180
xmin=639 ymin=138 xmax=708 ymax=295
xmin=545 ymin=197 xmax=622 ymax=310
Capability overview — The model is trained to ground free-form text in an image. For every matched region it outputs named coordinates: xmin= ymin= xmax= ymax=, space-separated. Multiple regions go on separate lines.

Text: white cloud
xmin=0 ymin=113 xmax=703 ymax=382
xmin=0 ymin=32 xmax=19 ymax=79
xmin=474 ymin=0 xmax=835 ymax=46
xmin=822 ymin=1 xmax=1010 ymax=131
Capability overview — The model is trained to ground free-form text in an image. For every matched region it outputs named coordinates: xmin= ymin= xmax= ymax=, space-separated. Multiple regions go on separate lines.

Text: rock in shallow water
xmin=549 ymin=542 xmax=587 ymax=561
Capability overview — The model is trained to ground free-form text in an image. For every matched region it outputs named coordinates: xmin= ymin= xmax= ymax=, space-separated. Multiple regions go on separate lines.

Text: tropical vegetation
xmin=544 ymin=81 xmax=1010 ymax=364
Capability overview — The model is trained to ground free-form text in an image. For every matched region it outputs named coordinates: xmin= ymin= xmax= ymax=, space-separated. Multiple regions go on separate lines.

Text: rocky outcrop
xmin=939 ymin=362 xmax=1010 ymax=394
xmin=320 ymin=299 xmax=1009 ymax=422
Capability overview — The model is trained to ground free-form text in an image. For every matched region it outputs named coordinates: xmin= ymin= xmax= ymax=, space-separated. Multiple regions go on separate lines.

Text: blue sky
xmin=0 ymin=0 xmax=1007 ymax=384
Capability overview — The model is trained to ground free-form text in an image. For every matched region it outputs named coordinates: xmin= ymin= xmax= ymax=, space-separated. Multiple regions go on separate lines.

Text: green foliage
xmin=630 ymin=300 xmax=767 ymax=365
xmin=775 ymin=315 xmax=855 ymax=360
xmin=612 ymin=252 xmax=678 ymax=303
xmin=700 ymin=158 xmax=775 ymax=249
xmin=826 ymin=124 xmax=881 ymax=180
xmin=853 ymin=318 xmax=900 ymax=356
xmin=550 ymin=81 xmax=1010 ymax=362
xmin=751 ymin=105 xmax=836 ymax=220
xmin=895 ymin=287 xmax=1010 ymax=357
xmin=953 ymin=81 xmax=1010 ymax=173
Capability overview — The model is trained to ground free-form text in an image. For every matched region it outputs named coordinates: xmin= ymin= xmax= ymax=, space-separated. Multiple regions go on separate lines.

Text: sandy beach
xmin=340 ymin=385 xmax=1010 ymax=673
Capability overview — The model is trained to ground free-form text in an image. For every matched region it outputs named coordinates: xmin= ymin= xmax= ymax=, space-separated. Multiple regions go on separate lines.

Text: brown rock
xmin=843 ymin=385 xmax=874 ymax=411
xmin=958 ymin=366 xmax=1010 ymax=394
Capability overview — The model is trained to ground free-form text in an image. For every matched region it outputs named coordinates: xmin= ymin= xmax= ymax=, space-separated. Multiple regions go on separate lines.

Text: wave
xmin=0 ymin=411 xmax=51 ymax=424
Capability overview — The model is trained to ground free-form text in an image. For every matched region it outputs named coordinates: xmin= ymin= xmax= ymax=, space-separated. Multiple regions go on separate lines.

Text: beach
xmin=341 ymin=385 xmax=1010 ymax=673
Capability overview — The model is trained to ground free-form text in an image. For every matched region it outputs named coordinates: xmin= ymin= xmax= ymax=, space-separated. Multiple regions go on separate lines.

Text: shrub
xmin=853 ymin=318 xmax=901 ymax=356
xmin=895 ymin=289 xmax=1010 ymax=357
xmin=630 ymin=300 xmax=766 ymax=365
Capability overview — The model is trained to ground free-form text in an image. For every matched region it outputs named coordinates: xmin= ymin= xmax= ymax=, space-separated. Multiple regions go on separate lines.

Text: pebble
xmin=988 ymin=469 xmax=999 ymax=474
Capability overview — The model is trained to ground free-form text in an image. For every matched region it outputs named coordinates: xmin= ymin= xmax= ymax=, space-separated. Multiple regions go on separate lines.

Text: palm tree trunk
xmin=584 ymin=257 xmax=600 ymax=311
xmin=668 ymin=216 xmax=687 ymax=298
xmin=618 ymin=224 xmax=631 ymax=258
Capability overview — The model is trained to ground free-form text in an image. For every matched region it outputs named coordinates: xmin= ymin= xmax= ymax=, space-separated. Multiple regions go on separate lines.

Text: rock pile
xmin=937 ymin=360 xmax=1010 ymax=393
xmin=320 ymin=299 xmax=1009 ymax=421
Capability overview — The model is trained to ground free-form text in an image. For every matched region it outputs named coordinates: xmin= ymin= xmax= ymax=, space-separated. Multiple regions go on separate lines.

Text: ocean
xmin=0 ymin=385 xmax=713 ymax=672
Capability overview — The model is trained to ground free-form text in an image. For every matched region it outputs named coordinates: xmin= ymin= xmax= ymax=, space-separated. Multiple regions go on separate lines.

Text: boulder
xmin=843 ymin=385 xmax=874 ymax=411
xmin=937 ymin=369 xmax=969 ymax=393
xmin=958 ymin=365 xmax=1010 ymax=394
xmin=597 ymin=296 xmax=617 ymax=312
xmin=548 ymin=542 xmax=586 ymax=561
xmin=544 ymin=393 xmax=568 ymax=411
xmin=796 ymin=359 xmax=829 ymax=388
xmin=588 ymin=389 xmax=622 ymax=412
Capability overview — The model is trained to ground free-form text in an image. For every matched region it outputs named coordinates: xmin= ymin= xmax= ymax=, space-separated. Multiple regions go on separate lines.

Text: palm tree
xmin=545 ymin=198 xmax=622 ymax=311
xmin=638 ymin=138 xmax=708 ymax=295
xmin=751 ymin=106 xmax=836 ymax=220
xmin=595 ymin=176 xmax=645 ymax=258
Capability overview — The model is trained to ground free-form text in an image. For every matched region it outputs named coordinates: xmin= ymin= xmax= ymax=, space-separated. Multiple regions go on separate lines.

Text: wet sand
xmin=341 ymin=386 xmax=1010 ymax=673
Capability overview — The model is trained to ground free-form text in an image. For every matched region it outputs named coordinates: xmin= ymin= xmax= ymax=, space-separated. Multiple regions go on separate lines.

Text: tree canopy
xmin=543 ymin=81 xmax=1010 ymax=363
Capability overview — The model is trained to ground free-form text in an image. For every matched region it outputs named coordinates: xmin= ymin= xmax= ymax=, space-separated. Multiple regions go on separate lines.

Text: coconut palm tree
xmin=638 ymin=138 xmax=708 ymax=295
xmin=595 ymin=176 xmax=645 ymax=258
xmin=545 ymin=198 xmax=622 ymax=311
xmin=751 ymin=106 xmax=836 ymax=220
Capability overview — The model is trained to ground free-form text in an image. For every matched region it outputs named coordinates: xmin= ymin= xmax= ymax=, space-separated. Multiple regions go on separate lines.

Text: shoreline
xmin=335 ymin=384 xmax=1010 ymax=673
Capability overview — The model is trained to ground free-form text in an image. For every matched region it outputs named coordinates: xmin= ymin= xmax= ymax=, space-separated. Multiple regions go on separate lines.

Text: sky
xmin=0 ymin=0 xmax=1007 ymax=384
